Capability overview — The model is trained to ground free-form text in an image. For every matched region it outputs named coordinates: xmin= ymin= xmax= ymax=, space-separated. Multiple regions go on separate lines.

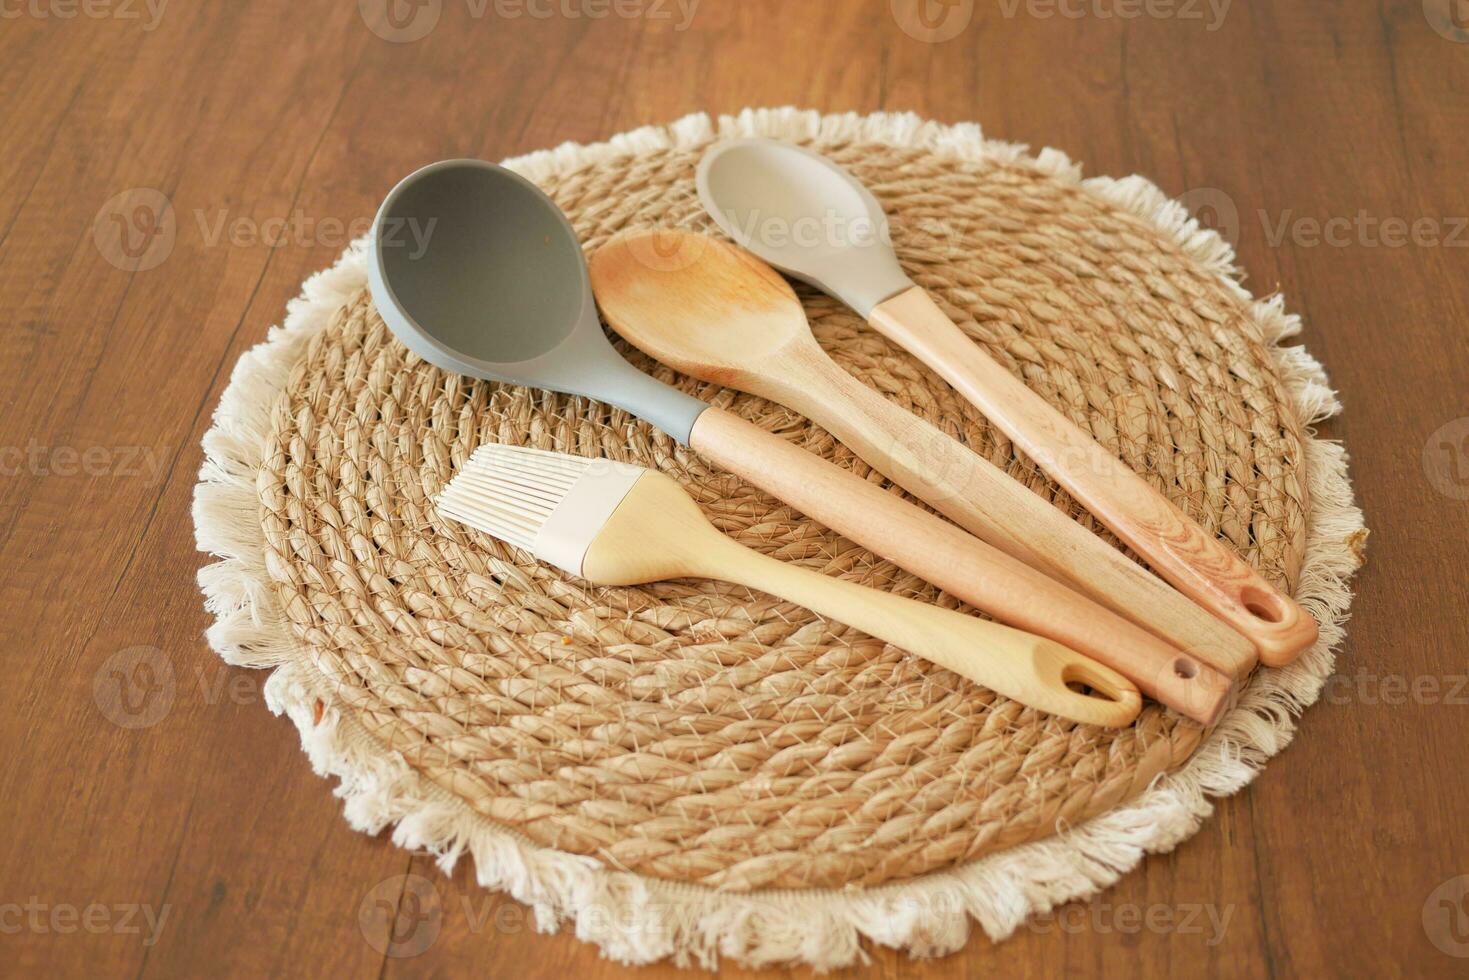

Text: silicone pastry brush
xmin=697 ymin=138 xmax=1319 ymax=667
xmin=437 ymin=444 xmax=1142 ymax=728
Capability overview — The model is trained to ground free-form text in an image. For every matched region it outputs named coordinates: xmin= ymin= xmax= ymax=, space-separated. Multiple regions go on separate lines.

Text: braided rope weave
xmin=256 ymin=140 xmax=1307 ymax=892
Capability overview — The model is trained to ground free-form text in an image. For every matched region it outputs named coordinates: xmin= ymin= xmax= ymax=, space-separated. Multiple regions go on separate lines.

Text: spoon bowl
xmin=588 ymin=230 xmax=809 ymax=380
xmin=696 ymin=138 xmax=912 ymax=316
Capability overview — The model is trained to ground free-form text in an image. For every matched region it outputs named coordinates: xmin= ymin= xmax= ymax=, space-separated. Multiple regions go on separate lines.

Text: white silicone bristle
xmin=435 ymin=444 xmax=646 ymax=575
xmin=437 ymin=445 xmax=591 ymax=548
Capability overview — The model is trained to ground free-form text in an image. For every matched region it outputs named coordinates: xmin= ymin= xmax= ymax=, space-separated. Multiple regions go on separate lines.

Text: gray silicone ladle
xmin=369 ymin=159 xmax=704 ymax=441
xmin=364 ymin=158 xmax=1152 ymax=727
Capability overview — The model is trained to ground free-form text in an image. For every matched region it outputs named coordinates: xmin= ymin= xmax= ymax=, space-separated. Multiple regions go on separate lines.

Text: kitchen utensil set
xmin=369 ymin=146 xmax=1318 ymax=729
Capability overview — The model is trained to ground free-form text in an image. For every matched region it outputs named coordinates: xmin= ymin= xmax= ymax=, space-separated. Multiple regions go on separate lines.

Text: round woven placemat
xmin=197 ymin=109 xmax=1365 ymax=966
xmin=270 ymin=137 xmax=1300 ymax=891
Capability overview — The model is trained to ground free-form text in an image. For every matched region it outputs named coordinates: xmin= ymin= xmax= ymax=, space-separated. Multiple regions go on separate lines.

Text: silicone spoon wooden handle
xmin=869 ymin=287 xmax=1318 ymax=667
xmin=771 ymin=345 xmax=1258 ymax=677
xmin=582 ymin=470 xmax=1142 ymax=728
xmin=688 ymin=406 xmax=1232 ymax=724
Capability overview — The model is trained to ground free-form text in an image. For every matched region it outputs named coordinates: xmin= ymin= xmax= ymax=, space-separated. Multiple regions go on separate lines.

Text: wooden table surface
xmin=3 ymin=1 xmax=1466 ymax=976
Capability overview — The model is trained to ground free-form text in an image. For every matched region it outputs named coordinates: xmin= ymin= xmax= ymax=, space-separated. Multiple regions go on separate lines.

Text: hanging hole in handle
xmin=1173 ymin=657 xmax=1199 ymax=680
xmin=1241 ymin=585 xmax=1286 ymax=624
xmin=1062 ymin=663 xmax=1122 ymax=702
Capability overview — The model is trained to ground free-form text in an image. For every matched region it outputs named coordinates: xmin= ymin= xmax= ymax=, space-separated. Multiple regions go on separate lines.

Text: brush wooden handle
xmin=688 ymin=406 xmax=1232 ymax=724
xmin=721 ymin=549 xmax=1141 ymax=727
xmin=868 ymin=286 xmax=1318 ymax=667
xmin=708 ymin=543 xmax=1134 ymax=728
xmin=583 ymin=471 xmax=1141 ymax=728
xmin=772 ymin=345 xmax=1257 ymax=678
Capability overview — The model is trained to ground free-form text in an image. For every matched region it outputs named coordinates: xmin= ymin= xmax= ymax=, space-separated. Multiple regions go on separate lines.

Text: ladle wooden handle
xmin=776 ymin=347 xmax=1258 ymax=677
xmin=688 ymin=406 xmax=1233 ymax=724
xmin=869 ymin=286 xmax=1318 ymax=667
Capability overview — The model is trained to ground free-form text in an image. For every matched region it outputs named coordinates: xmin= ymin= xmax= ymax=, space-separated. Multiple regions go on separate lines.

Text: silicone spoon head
xmin=588 ymin=230 xmax=816 ymax=383
xmin=696 ymin=138 xmax=914 ymax=316
xmin=368 ymin=159 xmax=706 ymax=442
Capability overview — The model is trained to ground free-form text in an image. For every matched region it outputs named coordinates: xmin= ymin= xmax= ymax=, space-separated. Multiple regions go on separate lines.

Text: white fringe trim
xmin=192 ymin=107 xmax=1367 ymax=971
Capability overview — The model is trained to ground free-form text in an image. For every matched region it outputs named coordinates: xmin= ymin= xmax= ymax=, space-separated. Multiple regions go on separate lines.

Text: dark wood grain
xmin=1 ymin=1 xmax=1463 ymax=976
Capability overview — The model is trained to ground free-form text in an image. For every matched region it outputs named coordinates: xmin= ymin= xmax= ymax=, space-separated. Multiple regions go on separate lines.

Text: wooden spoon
xmin=590 ymin=229 xmax=1236 ymax=723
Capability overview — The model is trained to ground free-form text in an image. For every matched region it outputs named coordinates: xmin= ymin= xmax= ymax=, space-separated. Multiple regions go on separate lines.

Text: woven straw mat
xmin=258 ymin=141 xmax=1308 ymax=892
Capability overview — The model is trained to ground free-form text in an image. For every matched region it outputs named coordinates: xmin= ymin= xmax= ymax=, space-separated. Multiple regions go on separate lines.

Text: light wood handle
xmin=869 ymin=286 xmax=1319 ymax=667
xmin=689 ymin=406 xmax=1233 ymax=724
xmin=708 ymin=539 xmax=1141 ymax=728
xmin=582 ymin=470 xmax=1139 ymax=727
xmin=773 ymin=345 xmax=1258 ymax=678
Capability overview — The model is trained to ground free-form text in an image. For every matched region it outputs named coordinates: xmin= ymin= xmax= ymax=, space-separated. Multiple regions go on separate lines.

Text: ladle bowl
xmin=368 ymin=159 xmax=705 ymax=441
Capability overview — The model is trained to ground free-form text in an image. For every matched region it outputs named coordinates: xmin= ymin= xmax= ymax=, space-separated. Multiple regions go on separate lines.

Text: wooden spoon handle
xmin=689 ymin=406 xmax=1232 ymax=724
xmin=713 ymin=543 xmax=1142 ymax=728
xmin=868 ymin=286 xmax=1319 ymax=667
xmin=780 ymin=346 xmax=1257 ymax=677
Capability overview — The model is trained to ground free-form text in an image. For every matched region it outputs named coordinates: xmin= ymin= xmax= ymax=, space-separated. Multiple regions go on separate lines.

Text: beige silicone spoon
xmin=696 ymin=137 xmax=1318 ymax=667
xmin=589 ymin=229 xmax=1257 ymax=679
xmin=590 ymin=230 xmax=1234 ymax=723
